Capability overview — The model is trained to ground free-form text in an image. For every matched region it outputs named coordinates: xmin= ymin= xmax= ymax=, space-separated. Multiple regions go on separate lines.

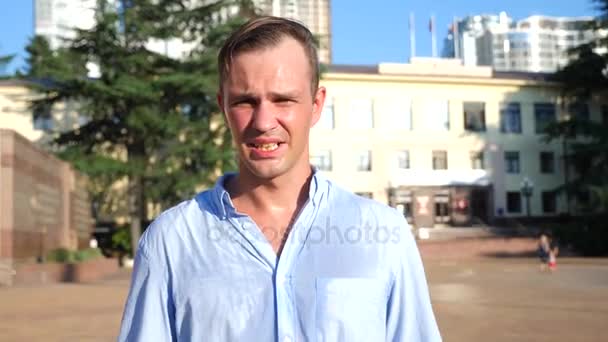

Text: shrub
xmin=552 ymin=215 xmax=608 ymax=256
xmin=46 ymin=248 xmax=75 ymax=263
xmin=45 ymin=247 xmax=104 ymax=263
xmin=111 ymin=227 xmax=133 ymax=258
xmin=73 ymin=248 xmax=103 ymax=262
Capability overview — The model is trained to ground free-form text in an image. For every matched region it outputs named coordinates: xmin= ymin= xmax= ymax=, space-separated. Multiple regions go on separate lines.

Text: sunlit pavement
xmin=0 ymin=259 xmax=607 ymax=341
xmin=426 ymin=258 xmax=608 ymax=342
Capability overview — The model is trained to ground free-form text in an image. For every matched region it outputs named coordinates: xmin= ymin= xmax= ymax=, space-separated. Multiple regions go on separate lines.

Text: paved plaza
xmin=0 ymin=258 xmax=606 ymax=341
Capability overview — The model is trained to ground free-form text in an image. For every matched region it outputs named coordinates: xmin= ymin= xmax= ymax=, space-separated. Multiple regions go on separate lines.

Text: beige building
xmin=0 ymin=80 xmax=47 ymax=142
xmin=4 ymin=59 xmax=604 ymax=231
xmin=311 ymin=58 xmax=605 ymax=228
xmin=0 ymin=80 xmax=84 ymax=144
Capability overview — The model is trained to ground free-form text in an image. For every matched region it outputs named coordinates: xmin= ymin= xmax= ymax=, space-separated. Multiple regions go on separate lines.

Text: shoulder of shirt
xmin=137 ymin=188 xmax=216 ymax=256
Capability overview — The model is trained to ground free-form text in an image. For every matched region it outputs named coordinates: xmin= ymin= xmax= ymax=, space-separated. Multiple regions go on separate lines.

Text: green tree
xmin=0 ymin=51 xmax=15 ymax=77
xmin=24 ymin=0 xmax=255 ymax=253
xmin=23 ymin=36 xmax=87 ymax=80
xmin=546 ymin=0 xmax=608 ymax=214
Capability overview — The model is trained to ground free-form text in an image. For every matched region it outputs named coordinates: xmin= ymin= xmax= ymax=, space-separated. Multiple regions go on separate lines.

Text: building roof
xmin=325 ymin=63 xmax=556 ymax=83
xmin=0 ymin=79 xmax=31 ymax=87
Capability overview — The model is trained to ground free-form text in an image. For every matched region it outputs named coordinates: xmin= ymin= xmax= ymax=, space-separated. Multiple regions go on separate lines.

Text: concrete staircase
xmin=0 ymin=259 xmax=14 ymax=286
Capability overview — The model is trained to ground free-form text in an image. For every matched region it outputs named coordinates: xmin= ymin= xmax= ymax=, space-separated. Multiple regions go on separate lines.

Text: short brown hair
xmin=218 ymin=16 xmax=320 ymax=95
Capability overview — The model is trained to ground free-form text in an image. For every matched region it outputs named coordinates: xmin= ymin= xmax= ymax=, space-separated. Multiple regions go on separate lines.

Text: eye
xmin=231 ymin=99 xmax=255 ymax=107
xmin=275 ymin=98 xmax=295 ymax=105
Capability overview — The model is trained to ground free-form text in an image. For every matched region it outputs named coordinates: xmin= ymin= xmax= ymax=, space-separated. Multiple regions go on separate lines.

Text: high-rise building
xmin=442 ymin=12 xmax=512 ymax=67
xmin=34 ymin=0 xmax=98 ymax=50
xmin=34 ymin=0 xmax=332 ymax=63
xmin=492 ymin=15 xmax=595 ymax=72
xmin=443 ymin=13 xmax=596 ymax=73
xmin=269 ymin=0 xmax=332 ymax=64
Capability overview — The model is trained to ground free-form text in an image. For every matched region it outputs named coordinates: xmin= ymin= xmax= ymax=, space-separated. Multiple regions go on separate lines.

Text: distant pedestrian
xmin=548 ymin=237 xmax=559 ymax=272
xmin=537 ymin=233 xmax=551 ymax=272
xmin=537 ymin=232 xmax=559 ymax=273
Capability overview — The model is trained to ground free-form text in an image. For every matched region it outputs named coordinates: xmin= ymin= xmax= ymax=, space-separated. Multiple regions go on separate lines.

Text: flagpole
xmin=431 ymin=14 xmax=437 ymax=58
xmin=453 ymin=16 xmax=459 ymax=59
xmin=409 ymin=12 xmax=416 ymax=60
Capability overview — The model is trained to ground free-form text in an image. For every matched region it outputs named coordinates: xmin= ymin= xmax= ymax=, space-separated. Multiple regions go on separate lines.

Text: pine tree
xmin=24 ymin=0 xmax=255 ymax=253
xmin=546 ymin=0 xmax=608 ymax=214
xmin=0 ymin=53 xmax=14 ymax=77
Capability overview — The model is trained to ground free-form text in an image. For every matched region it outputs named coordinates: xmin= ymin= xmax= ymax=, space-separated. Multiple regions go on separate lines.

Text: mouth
xmin=246 ymin=142 xmax=284 ymax=152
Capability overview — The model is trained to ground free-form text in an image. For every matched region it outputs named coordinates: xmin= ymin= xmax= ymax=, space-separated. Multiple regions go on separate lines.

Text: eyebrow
xmin=228 ymin=90 xmax=302 ymax=102
xmin=269 ymin=91 xmax=301 ymax=100
xmin=228 ymin=92 xmax=258 ymax=103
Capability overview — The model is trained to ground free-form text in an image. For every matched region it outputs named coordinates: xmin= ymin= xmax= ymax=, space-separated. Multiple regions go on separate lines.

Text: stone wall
xmin=0 ymin=129 xmax=93 ymax=266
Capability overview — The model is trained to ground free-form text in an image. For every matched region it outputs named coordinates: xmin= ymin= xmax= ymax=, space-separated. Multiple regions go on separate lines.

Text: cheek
xmin=282 ymin=107 xmax=313 ymax=129
xmin=226 ymin=113 xmax=250 ymax=137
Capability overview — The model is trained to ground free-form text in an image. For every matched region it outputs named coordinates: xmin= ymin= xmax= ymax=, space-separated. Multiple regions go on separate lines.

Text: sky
xmin=0 ymin=0 xmax=600 ymax=73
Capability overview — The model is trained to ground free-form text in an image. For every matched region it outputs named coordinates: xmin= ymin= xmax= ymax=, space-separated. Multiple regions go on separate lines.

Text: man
xmin=119 ymin=16 xmax=441 ymax=341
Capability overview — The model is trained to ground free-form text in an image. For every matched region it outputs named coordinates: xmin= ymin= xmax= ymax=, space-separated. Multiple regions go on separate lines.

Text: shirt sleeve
xmin=118 ymin=242 xmax=176 ymax=341
xmin=385 ymin=215 xmax=442 ymax=342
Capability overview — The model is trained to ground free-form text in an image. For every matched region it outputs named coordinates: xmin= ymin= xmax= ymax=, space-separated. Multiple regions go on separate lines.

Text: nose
xmin=251 ymin=101 xmax=278 ymax=133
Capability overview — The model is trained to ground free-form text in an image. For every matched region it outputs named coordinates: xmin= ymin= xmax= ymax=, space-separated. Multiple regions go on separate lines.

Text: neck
xmin=227 ymin=163 xmax=314 ymax=213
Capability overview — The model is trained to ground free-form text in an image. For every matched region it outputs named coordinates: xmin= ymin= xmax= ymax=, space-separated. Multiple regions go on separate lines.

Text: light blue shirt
xmin=119 ymin=171 xmax=441 ymax=341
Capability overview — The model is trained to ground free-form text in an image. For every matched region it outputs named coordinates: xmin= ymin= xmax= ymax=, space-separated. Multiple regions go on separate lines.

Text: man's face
xmin=218 ymin=37 xmax=325 ymax=180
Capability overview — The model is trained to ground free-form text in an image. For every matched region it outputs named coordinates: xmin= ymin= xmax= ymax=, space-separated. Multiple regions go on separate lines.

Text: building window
xmin=542 ymin=191 xmax=557 ymax=213
xmin=500 ymin=102 xmax=522 ymax=133
xmin=432 ymin=150 xmax=448 ymax=170
xmin=349 ymin=98 xmax=373 ymax=129
xmin=389 ymin=99 xmax=412 ymax=130
xmin=355 ymin=192 xmax=373 ymax=199
xmin=422 ymin=100 xmax=450 ymax=131
xmin=568 ymin=102 xmax=590 ymax=135
xmin=463 ymin=102 xmax=486 ymax=132
xmin=534 ymin=103 xmax=556 ymax=134
xmin=356 ymin=150 xmax=372 ymax=171
xmin=470 ymin=151 xmax=485 ymax=170
xmin=318 ymin=97 xmax=334 ymax=129
xmin=568 ymin=102 xmax=590 ymax=121
xmin=576 ymin=190 xmax=591 ymax=209
xmin=33 ymin=104 xmax=53 ymax=131
xmin=310 ymin=150 xmax=332 ymax=171
xmin=505 ymin=151 xmax=520 ymax=173
xmin=540 ymin=152 xmax=555 ymax=174
xmin=506 ymin=192 xmax=522 ymax=213
xmin=434 ymin=195 xmax=450 ymax=223
xmin=397 ymin=150 xmax=410 ymax=169
xmin=395 ymin=201 xmax=413 ymax=220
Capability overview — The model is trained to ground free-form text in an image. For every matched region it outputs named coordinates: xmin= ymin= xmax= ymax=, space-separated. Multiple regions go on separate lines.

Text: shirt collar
xmin=210 ymin=168 xmax=328 ymax=219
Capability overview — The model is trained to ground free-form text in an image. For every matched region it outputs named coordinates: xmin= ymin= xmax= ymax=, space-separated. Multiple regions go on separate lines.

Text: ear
xmin=217 ymin=90 xmax=231 ymax=126
xmin=310 ymin=86 xmax=326 ymax=127
xmin=217 ymin=91 xmax=224 ymax=115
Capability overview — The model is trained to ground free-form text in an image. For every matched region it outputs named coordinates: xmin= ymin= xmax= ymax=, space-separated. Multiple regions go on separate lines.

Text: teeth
xmin=255 ymin=143 xmax=279 ymax=151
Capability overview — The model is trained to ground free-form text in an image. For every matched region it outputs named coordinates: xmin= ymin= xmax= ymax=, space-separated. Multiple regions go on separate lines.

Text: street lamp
xmin=520 ymin=177 xmax=534 ymax=217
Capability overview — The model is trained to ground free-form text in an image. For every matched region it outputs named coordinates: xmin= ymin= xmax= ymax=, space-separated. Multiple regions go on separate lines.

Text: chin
xmin=245 ymin=160 xmax=288 ymax=180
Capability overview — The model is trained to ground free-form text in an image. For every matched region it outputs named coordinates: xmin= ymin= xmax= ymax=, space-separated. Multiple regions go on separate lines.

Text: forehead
xmin=224 ymin=37 xmax=312 ymax=89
